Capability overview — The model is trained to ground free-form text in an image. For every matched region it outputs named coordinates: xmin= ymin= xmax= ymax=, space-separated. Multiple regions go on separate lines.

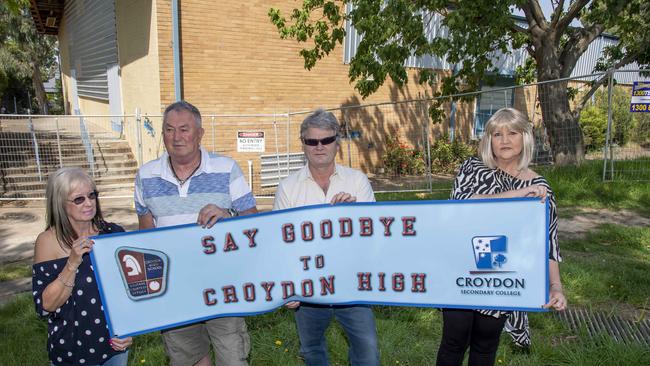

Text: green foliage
xmin=381 ymin=135 xmax=426 ymax=176
xmin=269 ymin=1 xmax=650 ymax=165
xmin=632 ymin=113 xmax=650 ymax=144
xmin=579 ymin=105 xmax=607 ymax=152
xmin=0 ymin=1 xmax=59 ymax=113
xmin=429 ymin=134 xmax=476 ymax=174
xmin=579 ymin=86 xmax=650 ymax=150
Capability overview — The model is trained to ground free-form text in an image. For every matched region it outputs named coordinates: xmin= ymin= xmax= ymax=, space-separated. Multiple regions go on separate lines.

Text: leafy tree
xmin=0 ymin=0 xmax=58 ymax=114
xmin=269 ymin=0 xmax=650 ymax=165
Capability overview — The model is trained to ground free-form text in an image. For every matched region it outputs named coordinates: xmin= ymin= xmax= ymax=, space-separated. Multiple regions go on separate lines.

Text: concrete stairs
xmin=0 ymin=131 xmax=138 ymax=199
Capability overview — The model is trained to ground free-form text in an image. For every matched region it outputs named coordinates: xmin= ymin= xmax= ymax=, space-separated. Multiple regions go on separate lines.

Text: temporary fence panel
xmin=0 ymin=114 xmax=136 ymax=200
xmin=3 ymin=71 xmax=647 ymax=201
xmin=602 ymin=71 xmax=650 ymax=181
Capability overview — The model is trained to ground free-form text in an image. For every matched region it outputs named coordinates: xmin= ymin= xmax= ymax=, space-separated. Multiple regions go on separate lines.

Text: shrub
xmin=632 ymin=113 xmax=650 ymax=145
xmin=579 ymin=105 xmax=607 ymax=152
xmin=429 ymin=135 xmax=476 ymax=174
xmin=382 ymin=136 xmax=426 ymax=176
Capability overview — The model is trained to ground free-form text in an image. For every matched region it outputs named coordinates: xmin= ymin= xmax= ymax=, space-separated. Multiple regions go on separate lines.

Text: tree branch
xmin=549 ymin=0 xmax=565 ymax=29
xmin=575 ymin=53 xmax=637 ymax=115
xmin=555 ymin=0 xmax=589 ymax=34
xmin=524 ymin=0 xmax=547 ymax=31
xmin=559 ymin=23 xmax=605 ymax=77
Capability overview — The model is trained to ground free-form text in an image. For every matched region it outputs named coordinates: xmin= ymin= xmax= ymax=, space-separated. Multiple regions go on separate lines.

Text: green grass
xmin=0 ymin=259 xmax=32 ymax=282
xmin=536 ymin=160 xmax=650 ymax=217
xmin=2 ymin=164 xmax=649 ymax=365
xmin=2 ymin=224 xmax=648 ymax=365
xmin=379 ymin=160 xmax=650 ymax=218
xmin=561 ymin=224 xmax=650 ymax=308
xmin=3 ymin=297 xmax=648 ymax=365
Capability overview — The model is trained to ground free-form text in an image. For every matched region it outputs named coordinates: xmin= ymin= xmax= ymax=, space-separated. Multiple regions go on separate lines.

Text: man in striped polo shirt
xmin=135 ymin=100 xmax=257 ymax=366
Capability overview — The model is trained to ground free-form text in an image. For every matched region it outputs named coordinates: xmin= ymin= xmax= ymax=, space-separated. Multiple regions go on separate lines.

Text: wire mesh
xmin=0 ymin=115 xmax=136 ymax=200
xmin=602 ymin=71 xmax=650 ymax=181
xmin=2 ymin=71 xmax=648 ymax=202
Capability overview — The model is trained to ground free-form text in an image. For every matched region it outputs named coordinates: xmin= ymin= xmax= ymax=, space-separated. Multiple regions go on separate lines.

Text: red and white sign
xmin=237 ymin=131 xmax=265 ymax=152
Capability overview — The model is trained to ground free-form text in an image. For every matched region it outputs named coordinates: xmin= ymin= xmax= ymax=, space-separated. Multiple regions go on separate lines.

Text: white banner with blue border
xmin=90 ymin=197 xmax=550 ymax=337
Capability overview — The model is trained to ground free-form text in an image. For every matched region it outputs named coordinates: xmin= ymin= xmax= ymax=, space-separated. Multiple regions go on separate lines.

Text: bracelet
xmin=66 ymin=262 xmax=78 ymax=272
xmin=57 ymin=274 xmax=74 ymax=288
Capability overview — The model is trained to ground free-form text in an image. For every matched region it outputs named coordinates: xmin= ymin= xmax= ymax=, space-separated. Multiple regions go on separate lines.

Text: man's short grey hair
xmin=163 ymin=100 xmax=202 ymax=128
xmin=300 ymin=109 xmax=341 ymax=141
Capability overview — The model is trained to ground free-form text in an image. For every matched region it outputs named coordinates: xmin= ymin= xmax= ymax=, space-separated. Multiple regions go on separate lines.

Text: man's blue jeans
xmin=294 ymin=304 xmax=379 ymax=366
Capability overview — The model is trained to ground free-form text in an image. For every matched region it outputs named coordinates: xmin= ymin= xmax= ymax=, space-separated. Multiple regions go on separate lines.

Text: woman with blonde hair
xmin=436 ymin=108 xmax=566 ymax=366
xmin=32 ymin=167 xmax=132 ymax=365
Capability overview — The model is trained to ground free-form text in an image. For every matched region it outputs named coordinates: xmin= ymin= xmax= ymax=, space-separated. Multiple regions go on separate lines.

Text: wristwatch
xmin=227 ymin=208 xmax=238 ymax=217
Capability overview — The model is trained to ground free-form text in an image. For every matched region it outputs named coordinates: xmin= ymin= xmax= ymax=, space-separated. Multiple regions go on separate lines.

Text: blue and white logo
xmin=472 ymin=236 xmax=508 ymax=270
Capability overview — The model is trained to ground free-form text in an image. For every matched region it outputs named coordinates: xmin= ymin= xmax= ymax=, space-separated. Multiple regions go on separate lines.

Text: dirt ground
xmin=558 ymin=207 xmax=650 ymax=239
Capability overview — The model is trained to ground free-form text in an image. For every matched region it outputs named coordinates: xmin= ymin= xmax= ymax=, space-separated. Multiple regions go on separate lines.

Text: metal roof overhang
xmin=29 ymin=0 xmax=64 ymax=35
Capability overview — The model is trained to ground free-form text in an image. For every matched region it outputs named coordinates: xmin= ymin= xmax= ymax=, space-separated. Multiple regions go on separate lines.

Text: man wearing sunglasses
xmin=134 ymin=100 xmax=257 ymax=366
xmin=273 ymin=109 xmax=379 ymax=366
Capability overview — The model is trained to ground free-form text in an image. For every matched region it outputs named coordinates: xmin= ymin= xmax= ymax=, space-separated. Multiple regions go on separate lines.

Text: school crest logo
xmin=471 ymin=236 xmax=510 ymax=273
xmin=116 ymin=247 xmax=169 ymax=301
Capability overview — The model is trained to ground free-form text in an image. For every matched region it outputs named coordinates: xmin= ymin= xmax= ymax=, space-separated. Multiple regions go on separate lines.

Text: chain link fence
xmin=0 ymin=114 xmax=136 ymax=200
xmin=2 ymin=71 xmax=649 ymax=201
xmin=601 ymin=71 xmax=650 ymax=181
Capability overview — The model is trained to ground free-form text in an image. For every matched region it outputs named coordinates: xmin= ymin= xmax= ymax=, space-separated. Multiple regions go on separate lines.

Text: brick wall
xmin=150 ymin=0 xmax=455 ymax=191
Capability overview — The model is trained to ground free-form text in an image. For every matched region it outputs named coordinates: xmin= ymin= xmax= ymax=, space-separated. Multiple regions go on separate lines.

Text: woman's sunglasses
xmin=68 ymin=190 xmax=99 ymax=205
xmin=302 ymin=135 xmax=337 ymax=146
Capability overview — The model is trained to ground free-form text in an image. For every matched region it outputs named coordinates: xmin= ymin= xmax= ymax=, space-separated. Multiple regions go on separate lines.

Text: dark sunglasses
xmin=302 ymin=135 xmax=337 ymax=146
xmin=68 ymin=191 xmax=99 ymax=205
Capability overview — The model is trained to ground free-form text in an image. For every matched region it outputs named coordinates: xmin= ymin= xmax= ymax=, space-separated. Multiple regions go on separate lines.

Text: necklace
xmin=500 ymin=167 xmax=524 ymax=179
xmin=169 ymin=156 xmax=201 ymax=186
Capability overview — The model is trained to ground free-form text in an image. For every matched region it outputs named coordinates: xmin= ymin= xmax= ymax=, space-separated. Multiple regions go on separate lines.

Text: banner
xmin=90 ymin=198 xmax=549 ymax=337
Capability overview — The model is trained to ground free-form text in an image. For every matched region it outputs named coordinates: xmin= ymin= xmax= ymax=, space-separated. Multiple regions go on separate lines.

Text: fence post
xmin=27 ymin=113 xmax=43 ymax=181
xmin=55 ymin=117 xmax=63 ymax=168
xmin=603 ymin=72 xmax=614 ymax=181
xmin=135 ymin=108 xmax=143 ymax=166
xmin=424 ymin=101 xmax=432 ymax=192
xmin=272 ymin=114 xmax=281 ymax=186
xmin=211 ymin=116 xmax=216 ymax=152
xmin=79 ymin=117 xmax=95 ymax=178
xmin=285 ymin=112 xmax=291 ymax=176
xmin=344 ymin=110 xmax=352 ymax=168
xmin=282 ymin=111 xmax=291 ymax=176
xmin=247 ymin=160 xmax=253 ymax=191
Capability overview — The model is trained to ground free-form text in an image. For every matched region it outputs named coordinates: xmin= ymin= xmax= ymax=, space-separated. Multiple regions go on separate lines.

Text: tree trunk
xmin=537 ymin=79 xmax=585 ymax=166
xmin=30 ymin=59 xmax=49 ymax=115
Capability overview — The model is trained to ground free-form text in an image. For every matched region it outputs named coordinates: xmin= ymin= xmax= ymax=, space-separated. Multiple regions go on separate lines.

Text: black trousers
xmin=436 ymin=309 xmax=507 ymax=366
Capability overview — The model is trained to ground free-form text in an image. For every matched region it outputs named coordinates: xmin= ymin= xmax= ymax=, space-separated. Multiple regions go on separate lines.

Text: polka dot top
xmin=32 ymin=223 xmax=126 ymax=366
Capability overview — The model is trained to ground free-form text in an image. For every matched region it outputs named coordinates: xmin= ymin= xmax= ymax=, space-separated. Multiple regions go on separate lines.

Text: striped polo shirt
xmin=134 ymin=147 xmax=256 ymax=228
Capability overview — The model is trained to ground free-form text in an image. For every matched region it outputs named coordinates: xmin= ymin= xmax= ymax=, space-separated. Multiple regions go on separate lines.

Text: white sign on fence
xmin=237 ymin=131 xmax=265 ymax=152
